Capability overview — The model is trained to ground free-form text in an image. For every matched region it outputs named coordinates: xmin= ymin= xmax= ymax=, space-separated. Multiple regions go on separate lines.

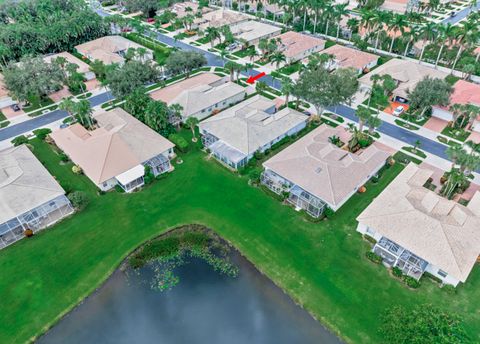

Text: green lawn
xmin=1 ymin=135 xmax=480 ymax=343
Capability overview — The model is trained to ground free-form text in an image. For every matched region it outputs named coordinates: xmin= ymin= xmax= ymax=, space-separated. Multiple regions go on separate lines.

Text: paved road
xmin=0 ymin=91 xmax=114 ymax=141
xmin=440 ymin=4 xmax=479 ymax=25
xmin=331 ymin=105 xmax=450 ymax=160
xmin=0 ymin=9 xmax=450 ymax=163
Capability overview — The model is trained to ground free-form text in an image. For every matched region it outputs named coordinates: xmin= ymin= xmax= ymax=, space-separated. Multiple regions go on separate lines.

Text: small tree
xmin=11 ymin=135 xmax=29 ymax=147
xmin=67 ymin=191 xmax=89 ymax=211
xmin=408 ymin=76 xmax=452 ymax=118
xmin=185 ymin=117 xmax=199 ymax=142
xmin=413 ymin=139 xmax=422 ymax=152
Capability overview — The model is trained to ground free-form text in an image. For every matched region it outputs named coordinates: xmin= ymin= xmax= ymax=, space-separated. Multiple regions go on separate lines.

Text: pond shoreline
xmin=35 ymin=224 xmax=343 ymax=343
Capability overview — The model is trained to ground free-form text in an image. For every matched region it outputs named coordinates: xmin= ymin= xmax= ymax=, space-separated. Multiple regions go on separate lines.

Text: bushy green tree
xmin=164 ymin=50 xmax=207 ymax=78
xmin=105 ymin=60 xmax=160 ymax=98
xmin=408 ymin=76 xmax=453 ymax=117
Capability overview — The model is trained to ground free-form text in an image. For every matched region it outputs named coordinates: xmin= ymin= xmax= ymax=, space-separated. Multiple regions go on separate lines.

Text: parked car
xmin=450 ymin=11 xmax=456 ymax=17
xmin=227 ymin=43 xmax=238 ymax=51
xmin=59 ymin=123 xmax=70 ymax=129
xmin=393 ymin=106 xmax=405 ymax=116
xmin=10 ymin=104 xmax=20 ymax=112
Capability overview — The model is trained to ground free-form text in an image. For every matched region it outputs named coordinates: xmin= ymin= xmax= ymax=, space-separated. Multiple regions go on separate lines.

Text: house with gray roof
xmin=261 ymin=125 xmax=390 ymax=217
xmin=356 ymin=163 xmax=480 ymax=286
xmin=199 ymin=95 xmax=308 ymax=169
xmin=0 ymin=145 xmax=73 ymax=250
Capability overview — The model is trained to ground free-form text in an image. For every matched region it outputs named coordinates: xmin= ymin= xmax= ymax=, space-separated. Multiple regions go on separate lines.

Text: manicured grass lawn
xmin=277 ymin=61 xmax=302 ymax=75
xmin=233 ymin=46 xmax=255 ymax=58
xmin=1 ymin=135 xmax=480 ymax=343
xmin=441 ymin=125 xmax=471 ymax=142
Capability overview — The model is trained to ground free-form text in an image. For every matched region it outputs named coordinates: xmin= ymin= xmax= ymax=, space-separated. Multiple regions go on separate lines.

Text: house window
xmin=438 ymin=270 xmax=448 ymax=278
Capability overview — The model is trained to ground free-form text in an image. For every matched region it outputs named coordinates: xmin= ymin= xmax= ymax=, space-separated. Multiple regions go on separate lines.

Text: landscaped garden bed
xmin=401 ymin=146 xmax=427 ymax=159
xmin=441 ymin=125 xmax=471 ymax=142
xmin=394 ymin=119 xmax=419 ymax=131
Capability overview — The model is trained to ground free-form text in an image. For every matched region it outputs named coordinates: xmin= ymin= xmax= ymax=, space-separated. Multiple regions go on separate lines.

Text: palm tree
xmin=403 ymin=26 xmax=419 ymax=57
xmin=355 ymin=106 xmax=371 ymax=132
xmin=185 ymin=116 xmax=199 ymax=142
xmin=334 ymin=3 xmax=349 ymax=41
xmin=418 ymin=22 xmax=437 ymax=63
xmin=435 ymin=23 xmax=456 ymax=68
xmin=367 ymin=111 xmax=382 ymax=134
xmin=387 ymin=14 xmax=408 ymax=53
xmin=219 ymin=48 xmax=228 ymax=67
xmin=281 ymin=79 xmax=293 ymax=106
xmin=323 ymin=4 xmax=335 ymax=36
xmin=59 ymin=98 xmax=77 ymax=122
xmin=270 ymin=51 xmax=286 ymax=69
xmin=359 ymin=8 xmax=375 ymax=37
xmin=446 ymin=144 xmax=464 ymax=168
xmin=74 ymin=99 xmax=94 ymax=129
xmin=346 ymin=17 xmax=359 ymax=42
xmin=413 ymin=139 xmax=421 ymax=152
xmin=451 ymin=21 xmax=479 ymax=73
xmin=224 ymin=61 xmax=238 ymax=81
xmin=372 ymin=10 xmax=392 ymax=52
xmin=247 ymin=48 xmax=258 ymax=61
xmin=205 ymin=27 xmax=220 ymax=48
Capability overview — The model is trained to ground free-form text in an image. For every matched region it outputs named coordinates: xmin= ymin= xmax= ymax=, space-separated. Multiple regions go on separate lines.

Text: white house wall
xmin=432 ymin=107 xmax=454 ymax=122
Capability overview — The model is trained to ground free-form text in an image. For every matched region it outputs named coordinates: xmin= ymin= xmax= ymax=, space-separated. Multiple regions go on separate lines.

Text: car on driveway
xmin=393 ymin=106 xmax=405 ymax=116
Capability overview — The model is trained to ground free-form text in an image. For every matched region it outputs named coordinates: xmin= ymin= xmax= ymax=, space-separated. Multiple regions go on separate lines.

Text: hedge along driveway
xmin=0 ymin=137 xmax=480 ymax=344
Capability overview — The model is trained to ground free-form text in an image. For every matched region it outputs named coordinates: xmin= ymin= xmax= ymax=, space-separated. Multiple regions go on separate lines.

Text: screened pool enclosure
xmin=0 ymin=195 xmax=73 ymax=249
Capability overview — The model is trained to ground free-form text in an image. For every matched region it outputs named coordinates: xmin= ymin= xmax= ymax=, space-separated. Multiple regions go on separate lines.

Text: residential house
xmin=75 ymin=36 xmax=153 ymax=65
xmin=149 ymin=73 xmax=247 ymax=122
xmin=0 ymin=145 xmax=74 ymax=250
xmin=194 ymin=9 xmax=249 ymax=29
xmin=276 ymin=31 xmax=326 ymax=64
xmin=168 ymin=1 xmax=211 ymax=18
xmin=356 ymin=163 xmax=480 ymax=286
xmin=43 ymin=52 xmax=96 ymax=81
xmin=432 ymin=80 xmax=480 ymax=132
xmin=262 ymin=125 xmax=389 ymax=217
xmin=230 ymin=20 xmax=282 ymax=46
xmin=359 ymin=58 xmax=448 ymax=103
xmin=381 ymin=0 xmax=419 ymax=13
xmin=321 ymin=45 xmax=379 ymax=74
xmin=199 ymin=95 xmax=308 ymax=169
xmin=51 ymin=108 xmax=175 ymax=192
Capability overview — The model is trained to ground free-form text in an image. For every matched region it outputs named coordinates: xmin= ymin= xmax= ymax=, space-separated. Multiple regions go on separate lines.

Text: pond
xmin=38 ymin=250 xmax=342 ymax=344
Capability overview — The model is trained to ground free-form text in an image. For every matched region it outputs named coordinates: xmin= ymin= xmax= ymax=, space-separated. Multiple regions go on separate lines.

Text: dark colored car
xmin=10 ymin=104 xmax=20 ymax=112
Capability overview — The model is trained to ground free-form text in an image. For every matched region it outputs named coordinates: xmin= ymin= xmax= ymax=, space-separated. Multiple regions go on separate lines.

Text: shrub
xmin=323 ymin=207 xmax=334 ymax=219
xmin=72 ymin=165 xmax=82 ymax=174
xmin=68 ymin=191 xmax=89 ymax=211
xmin=442 ymin=284 xmax=456 ymax=294
xmin=363 ymin=234 xmax=377 ymax=244
xmin=11 ymin=135 xmax=29 ymax=146
xmin=144 ymin=166 xmax=154 ymax=185
xmin=403 ymin=276 xmax=421 ymax=288
xmin=33 ymin=128 xmax=52 ymax=140
xmin=59 ymin=152 xmax=69 ymax=163
xmin=115 ymin=184 xmax=125 ymax=193
xmin=168 ymin=134 xmax=188 ymax=153
xmin=392 ymin=267 xmax=403 ymax=278
xmin=248 ymin=169 xmax=261 ymax=184
xmin=366 ymin=251 xmax=382 ymax=264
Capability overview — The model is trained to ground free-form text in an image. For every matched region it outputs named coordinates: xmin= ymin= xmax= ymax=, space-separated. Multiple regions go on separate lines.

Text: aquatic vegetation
xmin=129 ymin=225 xmax=239 ymax=291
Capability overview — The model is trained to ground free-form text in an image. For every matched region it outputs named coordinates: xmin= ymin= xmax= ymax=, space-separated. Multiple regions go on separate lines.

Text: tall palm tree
xmin=387 ymin=14 xmax=408 ymax=53
xmin=334 ymin=3 xmax=349 ymax=41
xmin=451 ymin=21 xmax=479 ymax=73
xmin=434 ymin=23 xmax=455 ymax=68
xmin=323 ymin=4 xmax=335 ymax=36
xmin=359 ymin=8 xmax=375 ymax=37
xmin=205 ymin=27 xmax=220 ymax=48
xmin=418 ymin=22 xmax=437 ymax=63
xmin=372 ymin=10 xmax=392 ymax=52
xmin=403 ymin=25 xmax=419 ymax=57
xmin=270 ymin=51 xmax=286 ymax=69
xmin=355 ymin=106 xmax=371 ymax=132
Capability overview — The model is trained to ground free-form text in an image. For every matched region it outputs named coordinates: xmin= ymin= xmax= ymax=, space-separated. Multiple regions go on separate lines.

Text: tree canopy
xmin=294 ymin=65 xmax=358 ymax=115
xmin=0 ymin=0 xmax=108 ymax=62
xmin=164 ymin=50 xmax=207 ymax=77
xmin=408 ymin=76 xmax=453 ymax=117
xmin=3 ymin=56 xmax=65 ymax=102
xmin=105 ymin=60 xmax=160 ymax=98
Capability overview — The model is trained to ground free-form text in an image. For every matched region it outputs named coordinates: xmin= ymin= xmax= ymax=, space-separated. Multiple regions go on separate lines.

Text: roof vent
xmin=315 ymin=167 xmax=322 ymax=174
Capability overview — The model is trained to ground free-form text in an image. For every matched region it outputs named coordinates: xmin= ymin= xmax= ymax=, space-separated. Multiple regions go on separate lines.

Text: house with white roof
xmin=51 ymin=108 xmax=175 ymax=192
xmin=149 ymin=73 xmax=246 ymax=122
xmin=43 ymin=52 xmax=96 ymax=81
xmin=0 ymin=145 xmax=73 ymax=250
xmin=359 ymin=58 xmax=448 ymax=103
xmin=75 ymin=36 xmax=153 ymax=65
xmin=262 ymin=125 xmax=390 ymax=217
xmin=199 ymin=95 xmax=308 ymax=169
xmin=230 ymin=20 xmax=282 ymax=46
xmin=321 ymin=45 xmax=379 ymax=74
xmin=276 ymin=31 xmax=326 ymax=64
xmin=194 ymin=9 xmax=249 ymax=29
xmin=356 ymin=163 xmax=480 ymax=286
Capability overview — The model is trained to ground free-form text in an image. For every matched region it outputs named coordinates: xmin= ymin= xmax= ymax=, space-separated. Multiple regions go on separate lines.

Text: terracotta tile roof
xmin=322 ymin=45 xmax=379 ymax=70
xmin=357 ymin=163 xmax=480 ymax=282
xmin=276 ymin=31 xmax=325 ymax=59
